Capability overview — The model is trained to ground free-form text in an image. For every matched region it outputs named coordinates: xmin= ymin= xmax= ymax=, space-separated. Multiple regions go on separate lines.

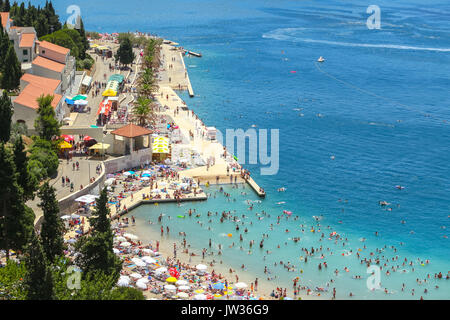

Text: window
xmin=23 ymin=49 xmax=28 ymax=55
xmin=41 ymin=49 xmax=45 ymax=54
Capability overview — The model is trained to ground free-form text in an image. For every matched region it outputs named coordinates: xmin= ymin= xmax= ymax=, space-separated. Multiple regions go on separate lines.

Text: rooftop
xmin=0 ymin=12 xmax=9 ymax=29
xmin=19 ymin=33 xmax=36 ymax=48
xmin=32 ymin=56 xmax=65 ymax=73
xmin=111 ymin=123 xmax=153 ymax=138
xmin=14 ymin=85 xmax=62 ymax=110
xmin=39 ymin=40 xmax=70 ymax=56
xmin=21 ymin=73 xmax=61 ymax=92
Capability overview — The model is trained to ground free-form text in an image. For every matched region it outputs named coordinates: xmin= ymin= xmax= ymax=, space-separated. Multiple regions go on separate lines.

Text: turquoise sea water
xmin=44 ymin=0 xmax=449 ymax=298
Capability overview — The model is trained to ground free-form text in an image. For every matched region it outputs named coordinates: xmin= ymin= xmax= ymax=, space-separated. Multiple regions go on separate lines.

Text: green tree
xmin=0 ymin=45 xmax=22 ymax=91
xmin=38 ymin=182 xmax=64 ymax=263
xmin=23 ymin=232 xmax=54 ymax=300
xmin=29 ymin=137 xmax=59 ymax=178
xmin=34 ymin=12 xmax=49 ymax=38
xmin=117 ymin=37 xmax=135 ymax=67
xmin=132 ymin=96 xmax=153 ymax=127
xmin=2 ymin=0 xmax=10 ymax=12
xmin=89 ymin=188 xmax=111 ymax=233
xmin=0 ymin=143 xmax=35 ymax=260
xmin=0 ymin=90 xmax=13 ymax=143
xmin=13 ymin=135 xmax=38 ymax=200
xmin=34 ymin=94 xmax=60 ymax=142
xmin=75 ymin=188 xmax=122 ymax=282
xmin=0 ymin=16 xmax=11 ymax=66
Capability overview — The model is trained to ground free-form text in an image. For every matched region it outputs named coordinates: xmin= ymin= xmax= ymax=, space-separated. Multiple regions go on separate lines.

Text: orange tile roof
xmin=0 ymin=12 xmax=9 ymax=29
xmin=32 ymin=56 xmax=65 ymax=73
xmin=19 ymin=33 xmax=36 ymax=48
xmin=21 ymin=73 xmax=60 ymax=92
xmin=39 ymin=40 xmax=70 ymax=56
xmin=14 ymin=84 xmax=62 ymax=110
xmin=111 ymin=123 xmax=152 ymax=138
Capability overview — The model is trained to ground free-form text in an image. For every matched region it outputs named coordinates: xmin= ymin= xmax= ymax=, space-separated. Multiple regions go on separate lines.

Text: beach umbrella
xmin=178 ymin=285 xmax=190 ymax=291
xmin=234 ymin=282 xmax=248 ymax=289
xmin=117 ymin=276 xmax=130 ymax=287
xmin=137 ymin=278 xmax=149 ymax=284
xmin=66 ymin=238 xmax=77 ymax=244
xmin=196 ymin=264 xmax=207 ymax=271
xmin=141 ymin=177 xmax=150 ymax=181
xmin=212 ymin=282 xmax=225 ymax=290
xmin=83 ymin=135 xmax=94 ymax=141
xmin=142 ymin=248 xmax=154 ymax=255
xmin=194 ymin=289 xmax=204 ymax=294
xmin=114 ymin=236 xmax=127 ymax=242
xmin=164 ymin=285 xmax=177 ymax=291
xmin=124 ymin=233 xmax=139 ymax=240
xmin=136 ymin=281 xmax=147 ymax=290
xmin=71 ymin=213 xmax=80 ymax=219
xmin=194 ymin=294 xmax=207 ymax=300
xmin=155 ymin=267 xmax=168 ymax=273
xmin=131 ymin=258 xmax=146 ymax=267
xmin=142 ymin=173 xmax=151 ymax=177
xmin=177 ymin=292 xmax=189 ymax=299
xmin=143 ymin=170 xmax=152 ymax=174
xmin=141 ymin=256 xmax=156 ymax=264
xmin=166 ymin=277 xmax=177 ymax=283
xmin=60 ymin=215 xmax=71 ymax=220
xmin=130 ymin=273 xmax=142 ymax=280
xmin=123 ymin=172 xmax=132 ymax=176
xmin=113 ymin=248 xmax=120 ymax=254
xmin=176 ymin=280 xmax=188 ymax=286
xmin=214 ymin=294 xmax=223 ymax=299
xmin=120 ymin=241 xmax=131 ymax=247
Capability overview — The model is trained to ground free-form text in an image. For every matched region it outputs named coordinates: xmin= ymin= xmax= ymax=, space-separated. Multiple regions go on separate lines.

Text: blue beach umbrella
xmin=142 ymin=173 xmax=151 ymax=177
xmin=127 ymin=171 xmax=135 ymax=175
xmin=212 ymin=282 xmax=225 ymax=290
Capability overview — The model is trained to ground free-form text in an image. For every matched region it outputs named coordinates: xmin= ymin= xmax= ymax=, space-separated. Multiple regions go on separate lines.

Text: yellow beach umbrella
xmin=214 ymin=294 xmax=222 ymax=298
xmin=59 ymin=141 xmax=73 ymax=149
xmin=194 ymin=289 xmax=204 ymax=294
xmin=166 ymin=277 xmax=177 ymax=283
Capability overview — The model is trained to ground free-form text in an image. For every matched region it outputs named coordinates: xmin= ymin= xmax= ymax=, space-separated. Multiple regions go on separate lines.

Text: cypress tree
xmin=0 ymin=90 xmax=13 ymax=143
xmin=0 ymin=143 xmax=35 ymax=260
xmin=89 ymin=187 xmax=111 ymax=233
xmin=13 ymin=135 xmax=38 ymax=200
xmin=38 ymin=182 xmax=64 ymax=263
xmin=76 ymin=187 xmax=122 ymax=281
xmin=117 ymin=37 xmax=135 ymax=67
xmin=2 ymin=0 xmax=10 ymax=12
xmin=0 ymin=45 xmax=22 ymax=91
xmin=0 ymin=16 xmax=10 ymax=66
xmin=23 ymin=232 xmax=54 ymax=300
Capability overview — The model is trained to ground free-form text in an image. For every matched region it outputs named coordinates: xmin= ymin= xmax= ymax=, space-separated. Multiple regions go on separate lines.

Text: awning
xmin=81 ymin=76 xmax=92 ymax=87
xmin=108 ymin=74 xmax=124 ymax=83
xmin=65 ymin=98 xmax=75 ymax=105
xmin=102 ymin=89 xmax=117 ymax=97
xmin=97 ymin=100 xmax=112 ymax=116
xmin=152 ymin=136 xmax=170 ymax=154
xmin=89 ymin=143 xmax=110 ymax=150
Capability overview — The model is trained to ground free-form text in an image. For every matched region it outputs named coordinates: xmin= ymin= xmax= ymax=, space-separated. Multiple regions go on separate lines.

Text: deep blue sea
xmin=42 ymin=0 xmax=449 ymax=298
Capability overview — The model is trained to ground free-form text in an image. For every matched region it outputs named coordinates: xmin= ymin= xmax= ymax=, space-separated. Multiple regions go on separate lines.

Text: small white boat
xmin=317 ymin=56 xmax=325 ymax=62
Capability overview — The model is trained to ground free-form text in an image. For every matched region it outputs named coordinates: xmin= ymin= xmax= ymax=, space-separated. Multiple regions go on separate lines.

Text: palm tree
xmin=132 ymin=96 xmax=153 ymax=127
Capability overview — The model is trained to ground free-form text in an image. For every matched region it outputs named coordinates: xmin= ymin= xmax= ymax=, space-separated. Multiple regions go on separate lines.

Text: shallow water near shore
xmin=46 ymin=0 xmax=450 ymax=299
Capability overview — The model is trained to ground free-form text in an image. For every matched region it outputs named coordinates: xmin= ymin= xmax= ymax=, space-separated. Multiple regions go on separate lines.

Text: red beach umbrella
xmin=83 ymin=136 xmax=93 ymax=141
